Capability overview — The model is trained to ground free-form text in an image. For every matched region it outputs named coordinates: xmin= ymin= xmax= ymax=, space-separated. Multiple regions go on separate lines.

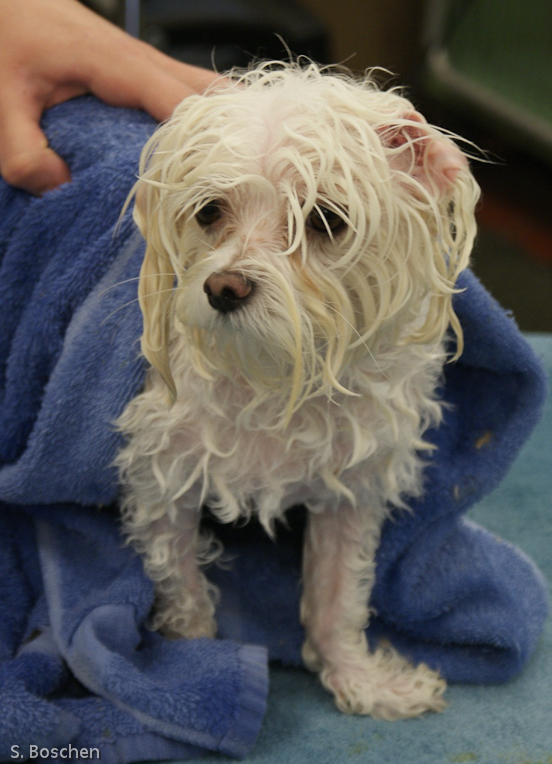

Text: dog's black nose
xmin=203 ymin=271 xmax=254 ymax=314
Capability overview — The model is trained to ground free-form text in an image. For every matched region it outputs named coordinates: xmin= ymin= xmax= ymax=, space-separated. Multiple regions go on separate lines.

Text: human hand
xmin=0 ymin=0 xmax=221 ymax=195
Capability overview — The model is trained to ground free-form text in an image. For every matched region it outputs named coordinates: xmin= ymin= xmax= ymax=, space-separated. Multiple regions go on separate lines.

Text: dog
xmin=116 ymin=61 xmax=480 ymax=720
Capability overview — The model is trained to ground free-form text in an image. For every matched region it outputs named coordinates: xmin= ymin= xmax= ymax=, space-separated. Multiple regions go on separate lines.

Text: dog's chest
xmin=176 ymin=399 xmax=340 ymax=488
xmin=166 ymin=379 xmax=396 ymax=522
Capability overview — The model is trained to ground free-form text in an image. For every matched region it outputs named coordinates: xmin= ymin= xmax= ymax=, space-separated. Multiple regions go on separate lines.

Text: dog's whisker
xmin=99 ymin=286 xmax=177 ymax=326
xmin=98 ymin=273 xmax=176 ymax=299
xmin=99 ymin=297 xmax=141 ymax=326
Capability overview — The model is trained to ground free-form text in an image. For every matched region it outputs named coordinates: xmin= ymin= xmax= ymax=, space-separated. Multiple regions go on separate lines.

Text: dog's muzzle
xmin=203 ymin=271 xmax=254 ymax=314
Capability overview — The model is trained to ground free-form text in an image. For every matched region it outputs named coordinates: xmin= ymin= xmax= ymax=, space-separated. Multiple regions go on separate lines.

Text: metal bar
xmin=125 ymin=0 xmax=140 ymax=37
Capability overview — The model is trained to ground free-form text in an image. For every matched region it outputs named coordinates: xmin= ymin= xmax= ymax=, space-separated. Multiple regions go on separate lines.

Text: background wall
xmin=298 ymin=0 xmax=426 ymax=78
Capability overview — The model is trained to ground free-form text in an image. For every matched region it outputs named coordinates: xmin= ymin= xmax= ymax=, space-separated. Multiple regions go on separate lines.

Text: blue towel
xmin=0 ymin=96 xmax=548 ymax=762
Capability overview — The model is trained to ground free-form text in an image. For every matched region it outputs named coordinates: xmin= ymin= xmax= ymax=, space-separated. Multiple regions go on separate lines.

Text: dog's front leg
xmin=300 ymin=503 xmax=446 ymax=719
xmin=130 ymin=503 xmax=219 ymax=640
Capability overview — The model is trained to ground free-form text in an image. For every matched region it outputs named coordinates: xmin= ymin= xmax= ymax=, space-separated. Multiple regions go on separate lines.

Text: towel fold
xmin=0 ymin=96 xmax=548 ymax=762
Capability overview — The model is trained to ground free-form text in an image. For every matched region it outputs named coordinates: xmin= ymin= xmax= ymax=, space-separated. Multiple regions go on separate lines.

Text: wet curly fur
xmin=116 ymin=61 xmax=479 ymax=719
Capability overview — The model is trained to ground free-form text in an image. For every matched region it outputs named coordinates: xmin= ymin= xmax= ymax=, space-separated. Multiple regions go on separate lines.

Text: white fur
xmin=116 ymin=61 xmax=480 ymax=719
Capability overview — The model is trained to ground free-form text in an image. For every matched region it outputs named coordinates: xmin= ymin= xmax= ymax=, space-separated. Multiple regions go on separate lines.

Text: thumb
xmin=0 ymin=100 xmax=71 ymax=195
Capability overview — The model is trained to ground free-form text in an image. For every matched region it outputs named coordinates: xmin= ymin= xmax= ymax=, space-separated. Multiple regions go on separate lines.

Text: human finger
xmin=0 ymin=95 xmax=71 ymax=195
xmin=85 ymin=40 xmax=224 ymax=122
xmin=147 ymin=51 xmax=224 ymax=94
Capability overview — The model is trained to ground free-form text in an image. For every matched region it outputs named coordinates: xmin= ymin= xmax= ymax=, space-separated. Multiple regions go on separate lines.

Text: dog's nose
xmin=203 ymin=271 xmax=254 ymax=314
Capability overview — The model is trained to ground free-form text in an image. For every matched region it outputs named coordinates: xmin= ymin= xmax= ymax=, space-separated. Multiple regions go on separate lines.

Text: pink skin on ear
xmin=383 ymin=111 xmax=467 ymax=195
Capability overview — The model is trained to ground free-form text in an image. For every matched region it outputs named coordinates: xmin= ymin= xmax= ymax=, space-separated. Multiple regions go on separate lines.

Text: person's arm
xmin=0 ymin=0 xmax=220 ymax=195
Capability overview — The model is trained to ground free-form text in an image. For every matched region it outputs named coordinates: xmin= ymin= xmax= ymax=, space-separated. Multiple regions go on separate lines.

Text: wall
xmin=299 ymin=0 xmax=426 ymax=79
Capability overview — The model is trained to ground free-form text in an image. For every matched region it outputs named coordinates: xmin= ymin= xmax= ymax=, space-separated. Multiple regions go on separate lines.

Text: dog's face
xmin=132 ymin=63 xmax=479 ymax=421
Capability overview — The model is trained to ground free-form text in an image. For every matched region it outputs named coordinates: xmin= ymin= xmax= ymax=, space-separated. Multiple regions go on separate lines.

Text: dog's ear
xmin=134 ymin=184 xmax=178 ymax=402
xmin=381 ymin=111 xmax=467 ymax=195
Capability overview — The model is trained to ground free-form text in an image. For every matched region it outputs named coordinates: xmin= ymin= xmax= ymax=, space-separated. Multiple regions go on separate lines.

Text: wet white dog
xmin=116 ymin=61 xmax=479 ymax=720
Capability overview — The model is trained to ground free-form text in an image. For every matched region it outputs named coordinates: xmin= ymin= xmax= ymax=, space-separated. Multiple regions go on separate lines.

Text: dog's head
xmin=131 ymin=61 xmax=479 ymax=421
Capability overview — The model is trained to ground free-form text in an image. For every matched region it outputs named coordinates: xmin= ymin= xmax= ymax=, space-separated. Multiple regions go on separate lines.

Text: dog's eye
xmin=307 ymin=206 xmax=347 ymax=235
xmin=196 ymin=200 xmax=223 ymax=227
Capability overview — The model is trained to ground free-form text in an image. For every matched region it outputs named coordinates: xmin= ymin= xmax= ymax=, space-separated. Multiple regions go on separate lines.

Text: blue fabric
xmin=0 ymin=96 xmax=548 ymax=762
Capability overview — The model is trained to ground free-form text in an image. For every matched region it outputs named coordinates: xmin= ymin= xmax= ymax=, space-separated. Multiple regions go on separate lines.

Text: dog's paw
xmin=161 ymin=613 xmax=218 ymax=641
xmin=312 ymin=643 xmax=447 ymax=719
xmin=152 ymin=597 xmax=218 ymax=640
